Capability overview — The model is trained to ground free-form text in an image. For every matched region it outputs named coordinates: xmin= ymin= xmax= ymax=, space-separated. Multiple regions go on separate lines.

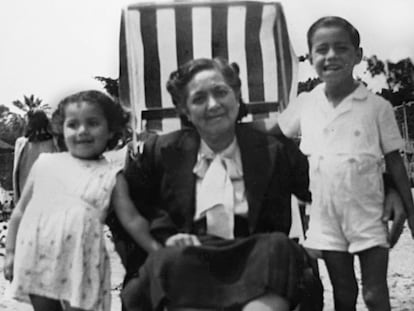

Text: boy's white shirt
xmin=278 ymin=82 xmax=403 ymax=158
xmin=280 ymin=82 xmax=404 ymax=252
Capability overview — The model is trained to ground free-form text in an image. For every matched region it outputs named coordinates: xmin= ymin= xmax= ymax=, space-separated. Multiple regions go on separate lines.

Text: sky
xmin=1 ymin=0 xmax=413 ymax=114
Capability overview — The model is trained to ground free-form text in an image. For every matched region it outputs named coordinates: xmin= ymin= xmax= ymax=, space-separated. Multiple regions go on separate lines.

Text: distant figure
xmin=12 ymin=109 xmax=58 ymax=203
xmin=4 ymin=90 xmax=160 ymax=311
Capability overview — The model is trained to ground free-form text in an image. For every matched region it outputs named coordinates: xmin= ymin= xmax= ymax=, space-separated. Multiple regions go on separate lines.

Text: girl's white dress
xmin=10 ymin=152 xmax=122 ymax=311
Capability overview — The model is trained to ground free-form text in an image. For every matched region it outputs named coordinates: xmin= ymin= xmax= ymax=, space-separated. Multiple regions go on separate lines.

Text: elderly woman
xmin=121 ymin=57 xmax=321 ymax=311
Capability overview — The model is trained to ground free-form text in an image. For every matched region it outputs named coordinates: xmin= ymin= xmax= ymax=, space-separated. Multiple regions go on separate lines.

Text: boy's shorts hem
xmin=303 ymin=238 xmax=389 ymax=254
xmin=349 ymin=240 xmax=389 ymax=254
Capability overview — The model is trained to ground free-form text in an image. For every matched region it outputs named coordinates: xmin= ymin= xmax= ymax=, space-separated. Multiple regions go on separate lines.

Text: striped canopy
xmin=119 ymin=0 xmax=298 ymax=133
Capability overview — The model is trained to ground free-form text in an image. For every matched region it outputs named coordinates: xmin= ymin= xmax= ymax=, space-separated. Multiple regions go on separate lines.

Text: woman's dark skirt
xmin=122 ymin=232 xmax=322 ymax=311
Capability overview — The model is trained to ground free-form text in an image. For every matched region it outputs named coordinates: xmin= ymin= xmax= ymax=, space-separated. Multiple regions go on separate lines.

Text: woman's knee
xmin=29 ymin=295 xmax=63 ymax=311
xmin=121 ymin=277 xmax=142 ymax=311
xmin=242 ymin=293 xmax=289 ymax=311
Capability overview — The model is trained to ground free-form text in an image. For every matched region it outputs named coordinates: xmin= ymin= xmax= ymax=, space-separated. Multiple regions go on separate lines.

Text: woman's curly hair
xmin=166 ymin=57 xmax=247 ymax=126
xmin=51 ymin=90 xmax=129 ymax=151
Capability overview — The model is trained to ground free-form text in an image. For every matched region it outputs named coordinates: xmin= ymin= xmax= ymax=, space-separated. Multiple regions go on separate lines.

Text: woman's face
xmin=183 ymin=69 xmax=239 ymax=139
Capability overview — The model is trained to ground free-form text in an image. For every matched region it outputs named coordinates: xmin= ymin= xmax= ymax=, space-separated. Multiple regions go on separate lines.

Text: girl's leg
xmin=29 ymin=294 xmax=63 ymax=311
xmin=242 ymin=294 xmax=289 ymax=311
xmin=323 ymin=251 xmax=358 ymax=311
xmin=358 ymin=247 xmax=390 ymax=311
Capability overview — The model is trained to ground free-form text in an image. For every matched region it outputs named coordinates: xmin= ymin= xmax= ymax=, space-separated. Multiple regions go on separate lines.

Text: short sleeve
xmin=377 ymin=98 xmax=404 ymax=154
xmin=277 ymin=94 xmax=304 ymax=138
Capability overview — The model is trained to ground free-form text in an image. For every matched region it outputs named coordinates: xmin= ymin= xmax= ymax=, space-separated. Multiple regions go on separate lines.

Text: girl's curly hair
xmin=166 ymin=57 xmax=247 ymax=126
xmin=51 ymin=90 xmax=129 ymax=151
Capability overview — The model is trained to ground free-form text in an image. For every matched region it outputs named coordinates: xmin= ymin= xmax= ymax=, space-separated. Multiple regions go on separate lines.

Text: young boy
xmin=272 ymin=16 xmax=414 ymax=311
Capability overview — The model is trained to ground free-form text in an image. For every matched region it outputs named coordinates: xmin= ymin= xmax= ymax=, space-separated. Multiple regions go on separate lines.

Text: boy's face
xmin=309 ymin=26 xmax=362 ymax=86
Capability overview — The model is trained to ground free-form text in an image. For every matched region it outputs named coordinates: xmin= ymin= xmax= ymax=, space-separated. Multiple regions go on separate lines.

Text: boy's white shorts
xmin=304 ymin=156 xmax=389 ymax=254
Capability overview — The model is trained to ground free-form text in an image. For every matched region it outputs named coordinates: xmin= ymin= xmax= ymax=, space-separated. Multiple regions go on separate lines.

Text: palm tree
xmin=0 ymin=94 xmax=50 ymax=146
xmin=94 ymin=76 xmax=119 ymax=99
xmin=12 ymin=94 xmax=50 ymax=113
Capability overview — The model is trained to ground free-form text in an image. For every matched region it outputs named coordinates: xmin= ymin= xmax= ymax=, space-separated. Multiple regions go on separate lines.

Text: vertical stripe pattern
xmin=245 ymin=3 xmax=265 ymax=119
xmin=260 ymin=4 xmax=279 ymax=102
xmin=120 ymin=1 xmax=297 ymax=132
xmin=140 ymin=8 xmax=162 ymax=130
xmin=175 ymin=6 xmax=193 ymax=66
xmin=124 ymin=9 xmax=145 ymax=131
xmin=245 ymin=3 xmax=264 ymax=103
xmin=192 ymin=7 xmax=212 ymax=59
xmin=156 ymin=8 xmax=177 ymax=109
xmin=211 ymin=5 xmax=228 ymax=60
xmin=227 ymin=5 xmax=248 ymax=102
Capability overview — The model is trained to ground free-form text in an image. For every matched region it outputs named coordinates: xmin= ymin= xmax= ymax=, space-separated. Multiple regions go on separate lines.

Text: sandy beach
xmin=1 ymin=226 xmax=413 ymax=311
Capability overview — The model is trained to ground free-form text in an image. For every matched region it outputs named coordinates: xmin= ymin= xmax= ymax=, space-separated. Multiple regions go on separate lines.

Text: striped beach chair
xmin=118 ymin=0 xmax=305 ymax=239
xmin=119 ymin=0 xmax=298 ymax=131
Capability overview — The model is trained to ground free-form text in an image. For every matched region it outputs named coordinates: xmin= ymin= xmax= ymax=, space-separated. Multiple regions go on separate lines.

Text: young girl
xmin=4 ymin=90 xmax=161 ymax=311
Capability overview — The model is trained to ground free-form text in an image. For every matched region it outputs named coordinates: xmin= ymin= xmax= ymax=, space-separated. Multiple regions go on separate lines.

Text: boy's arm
xmin=382 ymin=185 xmax=406 ymax=247
xmin=249 ymin=95 xmax=304 ymax=138
xmin=111 ymin=173 xmax=162 ymax=253
xmin=384 ymin=150 xmax=414 ymax=238
xmin=249 ymin=118 xmax=284 ymax=136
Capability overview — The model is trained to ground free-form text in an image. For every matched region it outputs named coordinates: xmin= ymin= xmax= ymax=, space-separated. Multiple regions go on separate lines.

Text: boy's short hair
xmin=307 ymin=16 xmax=360 ymax=50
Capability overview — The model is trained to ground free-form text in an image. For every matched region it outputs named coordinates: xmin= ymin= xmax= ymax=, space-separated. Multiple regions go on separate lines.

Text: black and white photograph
xmin=1 ymin=0 xmax=413 ymax=310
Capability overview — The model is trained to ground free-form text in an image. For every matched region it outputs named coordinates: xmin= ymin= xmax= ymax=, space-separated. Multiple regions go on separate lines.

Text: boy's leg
xmin=358 ymin=246 xmax=390 ymax=311
xmin=323 ymin=251 xmax=358 ymax=311
xmin=29 ymin=294 xmax=63 ymax=311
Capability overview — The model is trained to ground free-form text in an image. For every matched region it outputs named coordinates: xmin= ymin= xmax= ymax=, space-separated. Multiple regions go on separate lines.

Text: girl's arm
xmin=4 ymin=171 xmax=34 ymax=281
xmin=384 ymin=150 xmax=414 ymax=238
xmin=111 ymin=173 xmax=162 ymax=253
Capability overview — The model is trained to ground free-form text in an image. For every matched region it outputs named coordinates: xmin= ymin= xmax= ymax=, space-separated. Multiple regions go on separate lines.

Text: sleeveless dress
xmin=10 ymin=152 xmax=121 ymax=311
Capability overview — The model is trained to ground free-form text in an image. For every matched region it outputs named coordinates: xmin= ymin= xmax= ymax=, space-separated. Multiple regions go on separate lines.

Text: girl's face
xmin=183 ymin=69 xmax=239 ymax=140
xmin=309 ymin=26 xmax=362 ymax=87
xmin=63 ymin=101 xmax=113 ymax=159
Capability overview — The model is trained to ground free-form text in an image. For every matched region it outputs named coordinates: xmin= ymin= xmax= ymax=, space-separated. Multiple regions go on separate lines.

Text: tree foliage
xmin=0 ymin=105 xmax=25 ymax=146
xmin=298 ymin=77 xmax=322 ymax=94
xmin=12 ymin=94 xmax=49 ymax=113
xmin=365 ymin=56 xmax=414 ymax=106
xmin=364 ymin=56 xmax=414 ymax=141
xmin=94 ymin=76 xmax=119 ymax=99
xmin=0 ymin=94 xmax=50 ymax=146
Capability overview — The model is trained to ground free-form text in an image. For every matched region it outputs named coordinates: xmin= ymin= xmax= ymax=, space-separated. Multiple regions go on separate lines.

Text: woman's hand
xmin=3 ymin=252 xmax=14 ymax=281
xmin=165 ymin=233 xmax=201 ymax=247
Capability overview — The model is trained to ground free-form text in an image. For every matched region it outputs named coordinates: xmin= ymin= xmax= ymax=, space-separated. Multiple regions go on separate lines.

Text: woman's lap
xmin=122 ymin=232 xmax=320 ymax=311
